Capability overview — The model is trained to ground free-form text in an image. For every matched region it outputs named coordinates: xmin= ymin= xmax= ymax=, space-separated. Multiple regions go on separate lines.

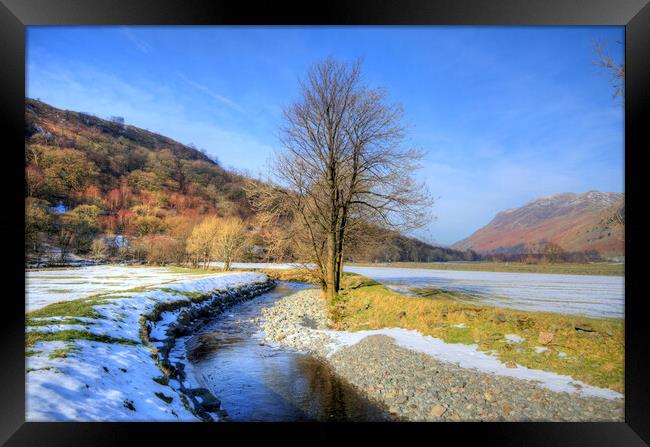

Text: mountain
xmin=452 ymin=192 xmax=625 ymax=257
xmin=25 ymin=98 xmax=253 ymax=215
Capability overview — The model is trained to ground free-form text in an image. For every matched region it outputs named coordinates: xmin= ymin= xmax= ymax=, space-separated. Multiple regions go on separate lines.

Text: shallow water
xmin=345 ymin=266 xmax=624 ymax=319
xmin=186 ymin=282 xmax=390 ymax=422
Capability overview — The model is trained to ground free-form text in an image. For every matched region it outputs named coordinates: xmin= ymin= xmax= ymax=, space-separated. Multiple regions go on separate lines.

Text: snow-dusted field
xmin=207 ymin=262 xmax=301 ymax=270
xmin=345 ymin=266 xmax=624 ymax=319
xmin=25 ymin=265 xmax=213 ymax=312
xmin=26 ymin=271 xmax=268 ymax=421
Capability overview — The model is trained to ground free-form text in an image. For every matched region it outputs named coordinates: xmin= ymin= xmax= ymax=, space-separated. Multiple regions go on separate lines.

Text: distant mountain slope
xmin=452 ymin=192 xmax=624 ymax=257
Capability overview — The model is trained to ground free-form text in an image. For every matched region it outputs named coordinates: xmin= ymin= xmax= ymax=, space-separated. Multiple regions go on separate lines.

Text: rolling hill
xmin=25 ymin=98 xmax=470 ymax=264
xmin=452 ymin=192 xmax=624 ymax=258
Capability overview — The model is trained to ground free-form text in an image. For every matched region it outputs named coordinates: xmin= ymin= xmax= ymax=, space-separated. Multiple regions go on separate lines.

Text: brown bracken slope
xmin=452 ymin=192 xmax=624 ymax=257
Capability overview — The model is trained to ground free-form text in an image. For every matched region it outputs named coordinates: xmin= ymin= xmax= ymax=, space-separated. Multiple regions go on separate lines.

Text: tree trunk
xmin=325 ymin=230 xmax=338 ymax=302
xmin=334 ymin=212 xmax=347 ymax=291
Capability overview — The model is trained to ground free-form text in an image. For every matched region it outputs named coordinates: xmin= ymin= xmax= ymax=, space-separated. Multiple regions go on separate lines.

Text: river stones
xmin=259 ymin=288 xmax=624 ymax=422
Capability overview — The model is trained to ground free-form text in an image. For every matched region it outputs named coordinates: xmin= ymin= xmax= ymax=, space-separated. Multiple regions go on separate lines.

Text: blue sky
xmin=26 ymin=26 xmax=624 ymax=245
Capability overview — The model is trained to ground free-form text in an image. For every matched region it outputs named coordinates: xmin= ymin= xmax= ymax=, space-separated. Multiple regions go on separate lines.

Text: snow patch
xmin=505 ymin=334 xmax=524 ymax=343
xmin=318 ymin=327 xmax=622 ymax=401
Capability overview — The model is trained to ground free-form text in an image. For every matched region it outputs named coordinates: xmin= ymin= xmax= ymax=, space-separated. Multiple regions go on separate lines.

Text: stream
xmin=183 ymin=282 xmax=391 ymax=422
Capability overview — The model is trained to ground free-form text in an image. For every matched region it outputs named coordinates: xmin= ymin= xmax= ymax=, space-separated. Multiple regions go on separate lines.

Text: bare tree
xmin=248 ymin=57 xmax=431 ymax=301
xmin=594 ymin=40 xmax=625 ymax=103
xmin=212 ymin=217 xmax=247 ymax=271
xmin=186 ymin=216 xmax=220 ymax=269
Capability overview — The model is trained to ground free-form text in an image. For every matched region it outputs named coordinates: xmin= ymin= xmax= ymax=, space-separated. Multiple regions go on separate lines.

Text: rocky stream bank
xmin=257 ymin=289 xmax=624 ymax=422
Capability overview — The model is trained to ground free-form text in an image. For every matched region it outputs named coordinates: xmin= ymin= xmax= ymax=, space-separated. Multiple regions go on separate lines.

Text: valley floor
xmin=24 ymin=264 xmax=625 ymax=422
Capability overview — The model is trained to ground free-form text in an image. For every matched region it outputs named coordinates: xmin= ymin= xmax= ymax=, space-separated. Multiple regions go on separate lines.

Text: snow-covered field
xmin=318 ymin=327 xmax=622 ymax=400
xmin=207 ymin=262 xmax=301 ymax=270
xmin=25 ymin=265 xmax=214 ymax=312
xmin=26 ymin=263 xmax=624 ymax=318
xmin=26 ymin=271 xmax=268 ymax=421
xmin=345 ymin=266 xmax=624 ymax=319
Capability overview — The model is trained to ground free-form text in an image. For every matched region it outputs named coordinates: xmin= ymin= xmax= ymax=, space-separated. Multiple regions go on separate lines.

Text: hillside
xmin=25 ymin=99 xmax=469 ymax=265
xmin=452 ymin=192 xmax=624 ymax=258
xmin=25 ymin=98 xmax=251 ymax=213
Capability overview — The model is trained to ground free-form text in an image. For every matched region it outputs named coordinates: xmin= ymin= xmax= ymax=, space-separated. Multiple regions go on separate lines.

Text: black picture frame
xmin=1 ymin=0 xmax=648 ymax=445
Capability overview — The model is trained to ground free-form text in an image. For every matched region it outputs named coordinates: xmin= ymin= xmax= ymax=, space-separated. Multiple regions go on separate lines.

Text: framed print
xmin=1 ymin=0 xmax=649 ymax=445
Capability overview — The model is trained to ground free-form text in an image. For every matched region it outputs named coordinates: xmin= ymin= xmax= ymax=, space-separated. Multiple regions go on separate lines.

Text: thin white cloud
xmin=122 ymin=28 xmax=152 ymax=54
xmin=177 ymin=73 xmax=243 ymax=113
xmin=27 ymin=59 xmax=270 ymax=172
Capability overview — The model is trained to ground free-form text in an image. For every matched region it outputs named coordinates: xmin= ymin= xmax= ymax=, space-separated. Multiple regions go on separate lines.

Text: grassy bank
xmin=346 ymin=261 xmax=624 ymax=276
xmin=261 ymin=268 xmax=624 ymax=392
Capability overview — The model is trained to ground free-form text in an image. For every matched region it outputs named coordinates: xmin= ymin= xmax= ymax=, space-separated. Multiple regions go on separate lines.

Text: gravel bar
xmin=258 ymin=289 xmax=624 ymax=422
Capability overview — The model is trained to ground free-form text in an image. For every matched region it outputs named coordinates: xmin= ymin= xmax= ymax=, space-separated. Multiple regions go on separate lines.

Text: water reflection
xmin=187 ymin=282 xmax=390 ymax=422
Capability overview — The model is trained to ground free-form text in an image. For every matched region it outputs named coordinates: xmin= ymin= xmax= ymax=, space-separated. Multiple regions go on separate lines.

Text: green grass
xmin=25 ymin=317 xmax=92 ymax=327
xmin=26 ymin=330 xmax=138 ymax=347
xmin=48 ymin=345 xmax=78 ymax=359
xmin=25 ymin=284 xmax=162 ymax=324
xmin=155 ymin=392 xmax=174 ymax=404
xmin=346 ymin=261 xmax=624 ymax=276
xmin=153 ymin=376 xmax=169 ymax=386
xmin=156 ymin=288 xmax=204 ymax=299
xmin=27 ymin=296 xmax=115 ymax=321
xmin=164 ymin=265 xmax=220 ymax=275
xmin=330 ymin=278 xmax=624 ymax=392
xmin=26 ymin=367 xmax=59 ymax=373
xmin=255 ymin=267 xmax=321 ymax=284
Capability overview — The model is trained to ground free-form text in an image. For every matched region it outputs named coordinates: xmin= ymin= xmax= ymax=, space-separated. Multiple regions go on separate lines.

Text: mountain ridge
xmin=452 ymin=191 xmax=624 ymax=257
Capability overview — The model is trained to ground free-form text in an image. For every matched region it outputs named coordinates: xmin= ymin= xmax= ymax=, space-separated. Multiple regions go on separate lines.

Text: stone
xmin=505 ymin=361 xmax=517 ymax=368
xmin=484 ymin=392 xmax=494 ymax=402
xmin=575 ymin=324 xmax=594 ymax=332
xmin=430 ymin=404 xmax=447 ymax=417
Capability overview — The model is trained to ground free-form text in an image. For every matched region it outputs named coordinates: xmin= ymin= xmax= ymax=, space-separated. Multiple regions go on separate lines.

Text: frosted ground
xmin=26 ymin=271 xmax=268 ymax=421
xmin=345 ymin=266 xmax=624 ymax=319
xmin=25 ymin=265 xmax=213 ymax=312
